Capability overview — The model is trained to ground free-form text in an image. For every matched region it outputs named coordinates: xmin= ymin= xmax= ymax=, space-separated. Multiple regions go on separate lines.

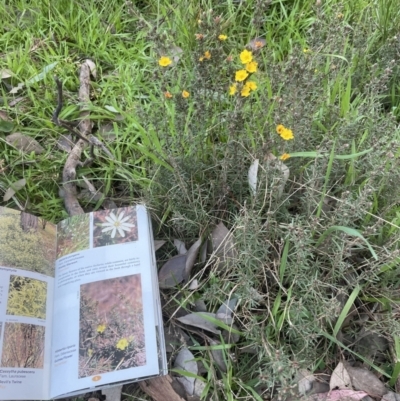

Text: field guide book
xmin=0 ymin=205 xmax=167 ymax=400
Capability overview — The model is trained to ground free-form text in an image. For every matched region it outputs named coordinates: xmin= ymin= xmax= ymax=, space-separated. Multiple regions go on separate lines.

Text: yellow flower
xmin=337 ymin=13 xmax=344 ymax=19
xmin=199 ymin=56 xmax=204 ymax=61
xmin=195 ymin=33 xmax=204 ymax=40
xmin=240 ymin=49 xmax=253 ymax=64
xmin=303 ymin=48 xmax=311 ymax=54
xmin=218 ymin=34 xmax=228 ymax=41
xmin=280 ymin=128 xmax=294 ymax=140
xmin=116 ymin=338 xmax=129 ymax=351
xmin=204 ymin=51 xmax=211 ymax=59
xmin=245 ymin=81 xmax=257 ymax=91
xmin=245 ymin=61 xmax=258 ymax=73
xmin=229 ymin=84 xmax=237 ymax=95
xmin=159 ymin=56 xmax=172 ymax=67
xmin=182 ymin=90 xmax=190 ymax=98
xmin=235 ymin=69 xmax=249 ymax=82
xmin=280 ymin=153 xmax=290 ymax=161
xmin=88 ymin=349 xmax=93 ymax=357
xmin=97 ymin=324 xmax=106 ymax=333
xmin=241 ymin=87 xmax=251 ymax=97
xmin=164 ymin=91 xmax=173 ymax=99
xmin=254 ymin=40 xmax=265 ymax=49
xmin=276 ymin=124 xmax=285 ymax=135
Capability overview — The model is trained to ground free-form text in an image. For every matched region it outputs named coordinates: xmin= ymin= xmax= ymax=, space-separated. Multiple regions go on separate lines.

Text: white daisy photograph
xmin=93 ymin=207 xmax=138 ymax=248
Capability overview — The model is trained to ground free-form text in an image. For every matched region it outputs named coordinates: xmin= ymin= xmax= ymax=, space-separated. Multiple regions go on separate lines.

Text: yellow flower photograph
xmin=235 ymin=70 xmax=249 ymax=82
xmin=164 ymin=91 xmax=173 ymax=99
xmin=280 ymin=153 xmax=291 ymax=161
xmin=240 ymin=49 xmax=253 ymax=64
xmin=218 ymin=34 xmax=228 ymax=41
xmin=182 ymin=90 xmax=190 ymax=98
xmin=158 ymin=56 xmax=172 ymax=67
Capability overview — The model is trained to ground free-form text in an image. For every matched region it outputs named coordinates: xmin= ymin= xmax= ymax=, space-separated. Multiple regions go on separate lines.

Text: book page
xmin=0 ymin=207 xmax=56 ymax=400
xmin=51 ymin=205 xmax=161 ymax=398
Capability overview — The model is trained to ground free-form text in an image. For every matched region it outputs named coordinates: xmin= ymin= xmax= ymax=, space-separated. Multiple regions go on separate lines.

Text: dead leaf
xmin=194 ymin=299 xmax=207 ymax=312
xmin=3 ymin=178 xmax=26 ymax=202
xmin=189 ymin=279 xmax=199 ymax=290
xmin=164 ymin=324 xmax=190 ymax=352
xmin=6 ymin=132 xmax=44 ymax=154
xmin=56 ymin=134 xmax=74 ymax=152
xmin=210 ymin=339 xmax=227 ymax=373
xmin=199 ymin=239 xmax=208 ymax=263
xmin=330 ymin=362 xmax=352 ymax=390
xmin=174 ymin=348 xmax=197 ymax=396
xmin=1 ymin=69 xmax=13 ymax=79
xmin=177 ymin=312 xmax=221 ymax=335
xmin=185 ymin=238 xmax=202 ymax=279
xmin=298 ymin=369 xmax=315 ymax=395
xmin=174 ymin=239 xmax=187 ymax=255
xmin=193 ymin=379 xmax=206 ymax=398
xmin=346 ymin=365 xmax=387 ymax=398
xmin=9 ymin=97 xmax=25 ymax=107
xmin=216 ymin=298 xmax=238 ymax=324
xmin=382 ymin=392 xmax=400 ymax=401
xmin=158 ymin=254 xmax=186 ymax=288
xmin=154 ymin=240 xmax=166 ymax=251
xmin=310 ymin=389 xmax=369 ymax=401
xmin=211 ymin=222 xmax=237 ymax=268
xmin=0 ymin=111 xmax=10 ymax=121
xmin=85 ymin=59 xmax=97 ymax=78
xmin=9 ymin=61 xmax=58 ymax=94
xmin=248 ymin=158 xmax=259 ymax=195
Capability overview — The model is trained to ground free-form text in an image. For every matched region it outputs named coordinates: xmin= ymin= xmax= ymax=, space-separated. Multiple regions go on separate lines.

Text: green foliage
xmin=0 ymin=213 xmax=53 ymax=275
xmin=7 ymin=275 xmax=47 ymax=319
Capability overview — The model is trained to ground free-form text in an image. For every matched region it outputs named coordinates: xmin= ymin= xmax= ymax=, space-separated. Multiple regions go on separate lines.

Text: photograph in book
xmin=0 ymin=206 xmax=56 ymax=276
xmin=57 ymin=213 xmax=90 ymax=258
xmin=6 ymin=275 xmax=48 ymax=319
xmin=78 ymin=274 xmax=146 ymax=378
xmin=92 ymin=207 xmax=138 ymax=248
xmin=1 ymin=322 xmax=45 ymax=368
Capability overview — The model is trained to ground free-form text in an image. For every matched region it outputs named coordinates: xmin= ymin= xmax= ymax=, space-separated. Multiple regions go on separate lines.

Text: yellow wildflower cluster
xmin=280 ymin=153 xmax=290 ymax=161
xmin=276 ymin=124 xmax=294 ymax=141
xmin=199 ymin=50 xmax=211 ymax=62
xmin=97 ymin=324 xmax=106 ymax=333
xmin=230 ymin=49 xmax=258 ymax=97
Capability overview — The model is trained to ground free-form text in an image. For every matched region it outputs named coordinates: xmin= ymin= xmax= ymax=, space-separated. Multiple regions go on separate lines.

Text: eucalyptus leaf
xmin=6 ymin=132 xmax=44 ymax=154
xmin=158 ymin=254 xmax=186 ymax=288
xmin=177 ymin=312 xmax=221 ymax=335
xmin=3 ymin=178 xmax=26 ymax=201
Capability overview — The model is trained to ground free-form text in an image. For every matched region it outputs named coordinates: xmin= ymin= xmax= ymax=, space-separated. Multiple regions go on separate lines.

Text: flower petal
xmin=117 ymin=227 xmax=126 ymax=237
xmin=110 ymin=227 xmax=117 ymax=238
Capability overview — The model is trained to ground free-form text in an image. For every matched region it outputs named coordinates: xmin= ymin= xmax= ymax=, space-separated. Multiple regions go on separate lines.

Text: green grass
xmin=1 ymin=0 xmax=400 ymax=399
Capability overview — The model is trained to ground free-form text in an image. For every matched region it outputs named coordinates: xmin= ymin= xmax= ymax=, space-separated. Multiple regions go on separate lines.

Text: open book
xmin=0 ymin=205 xmax=167 ymax=400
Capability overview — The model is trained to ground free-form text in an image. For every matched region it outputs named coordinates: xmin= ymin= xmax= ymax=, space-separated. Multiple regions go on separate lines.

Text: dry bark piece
xmin=139 ymin=375 xmax=186 ymax=401
xmin=158 ymin=254 xmax=186 ymax=289
xmin=6 ymin=132 xmax=44 ymax=154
